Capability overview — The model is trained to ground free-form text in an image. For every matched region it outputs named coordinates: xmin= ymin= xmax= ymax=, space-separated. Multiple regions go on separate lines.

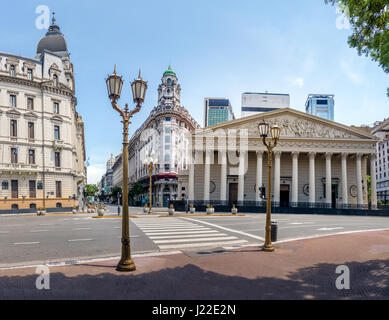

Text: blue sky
xmin=1 ymin=0 xmax=388 ymax=184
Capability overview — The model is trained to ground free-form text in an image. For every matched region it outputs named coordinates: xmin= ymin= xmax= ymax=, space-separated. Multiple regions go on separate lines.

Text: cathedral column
xmin=274 ymin=151 xmax=281 ymax=206
xmin=238 ymin=151 xmax=246 ymax=203
xmin=291 ymin=152 xmax=299 ymax=206
xmin=341 ymin=153 xmax=348 ymax=207
xmin=370 ymin=154 xmax=378 ymax=209
xmin=188 ymin=153 xmax=195 ymax=201
xmin=204 ymin=150 xmax=211 ymax=202
xmin=220 ymin=150 xmax=227 ymax=202
xmin=309 ymin=152 xmax=316 ymax=205
xmin=256 ymin=151 xmax=263 ymax=202
xmin=356 ymin=153 xmax=363 ymax=208
xmin=325 ymin=153 xmax=332 ymax=207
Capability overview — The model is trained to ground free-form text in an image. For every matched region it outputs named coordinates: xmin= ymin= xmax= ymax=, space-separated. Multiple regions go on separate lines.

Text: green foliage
xmin=85 ymin=184 xmax=98 ymax=197
xmin=326 ymin=0 xmax=389 ymax=96
xmin=128 ymin=182 xmax=145 ymax=198
xmin=111 ymin=186 xmax=122 ymax=198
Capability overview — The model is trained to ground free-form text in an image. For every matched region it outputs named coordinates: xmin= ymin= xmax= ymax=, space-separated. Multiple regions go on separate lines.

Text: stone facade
xmin=124 ymin=67 xmax=200 ymax=207
xmin=0 ymin=16 xmax=86 ymax=211
xmin=179 ymin=108 xmax=378 ymax=209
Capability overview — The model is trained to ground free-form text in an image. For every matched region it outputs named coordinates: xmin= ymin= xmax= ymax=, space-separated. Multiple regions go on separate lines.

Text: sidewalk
xmin=1 ymin=230 xmax=389 ymax=299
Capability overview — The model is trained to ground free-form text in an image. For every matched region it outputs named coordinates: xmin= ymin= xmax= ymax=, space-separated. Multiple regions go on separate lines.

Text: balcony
xmin=53 ymin=139 xmax=65 ymax=151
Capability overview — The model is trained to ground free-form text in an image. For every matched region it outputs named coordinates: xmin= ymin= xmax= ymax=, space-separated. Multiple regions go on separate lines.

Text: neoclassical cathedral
xmin=113 ymin=66 xmax=200 ymax=206
xmin=0 ymin=15 xmax=86 ymax=212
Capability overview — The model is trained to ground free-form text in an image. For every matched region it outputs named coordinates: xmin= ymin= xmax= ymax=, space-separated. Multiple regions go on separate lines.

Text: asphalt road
xmin=1 ymin=211 xmax=389 ymax=268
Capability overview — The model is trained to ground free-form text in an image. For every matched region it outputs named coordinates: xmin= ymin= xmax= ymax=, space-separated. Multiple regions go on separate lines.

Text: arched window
xmin=56 ymin=202 xmax=62 ymax=208
xmin=164 ymin=154 xmax=170 ymax=162
xmin=11 ymin=204 xmax=19 ymax=210
xmin=10 ymin=65 xmax=16 ymax=77
xmin=53 ymin=75 xmax=58 ymax=87
xmin=30 ymin=203 xmax=36 ymax=209
xmin=166 ymin=78 xmax=172 ymax=86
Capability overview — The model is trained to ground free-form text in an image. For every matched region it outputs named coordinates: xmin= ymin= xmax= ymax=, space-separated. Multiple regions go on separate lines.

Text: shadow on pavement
xmin=0 ymin=258 xmax=388 ymax=300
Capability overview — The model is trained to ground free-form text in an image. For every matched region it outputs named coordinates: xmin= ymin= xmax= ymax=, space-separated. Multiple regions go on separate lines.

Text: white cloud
xmin=87 ymin=164 xmax=106 ymax=185
xmin=288 ymin=77 xmax=304 ymax=88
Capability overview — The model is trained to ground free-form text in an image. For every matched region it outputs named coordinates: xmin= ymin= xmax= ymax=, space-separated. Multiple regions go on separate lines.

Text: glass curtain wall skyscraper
xmin=305 ymin=94 xmax=335 ymax=121
xmin=204 ymin=98 xmax=235 ymax=127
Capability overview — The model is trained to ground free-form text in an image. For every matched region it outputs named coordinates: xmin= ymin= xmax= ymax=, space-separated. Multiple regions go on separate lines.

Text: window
xmin=165 ymin=117 xmax=171 ymax=122
xmin=165 ymin=135 xmax=171 ymax=143
xmin=28 ymin=122 xmax=35 ymax=139
xmin=10 ymin=95 xmax=16 ymax=107
xmin=29 ymin=150 xmax=35 ymax=164
xmin=10 ymin=120 xmax=17 ymax=137
xmin=54 ymin=102 xmax=59 ymax=114
xmin=27 ymin=69 xmax=33 ymax=80
xmin=54 ymin=125 xmax=60 ymax=140
xmin=56 ymin=181 xmax=62 ymax=198
xmin=10 ymin=65 xmax=16 ymax=77
xmin=167 ymin=78 xmax=172 ymax=86
xmin=53 ymin=75 xmax=58 ymax=87
xmin=55 ymin=152 xmax=61 ymax=167
xmin=11 ymin=148 xmax=18 ymax=164
xmin=27 ymin=98 xmax=34 ymax=110
xmin=2 ymin=181 xmax=9 ymax=190
xmin=29 ymin=181 xmax=36 ymax=198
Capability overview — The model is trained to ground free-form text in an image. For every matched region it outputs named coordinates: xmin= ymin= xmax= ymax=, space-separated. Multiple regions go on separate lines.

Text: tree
xmin=85 ymin=184 xmax=98 ymax=197
xmin=326 ymin=0 xmax=389 ymax=96
xmin=129 ymin=182 xmax=145 ymax=198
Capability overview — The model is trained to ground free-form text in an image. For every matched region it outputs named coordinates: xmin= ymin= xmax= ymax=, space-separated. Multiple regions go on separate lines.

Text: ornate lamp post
xmin=143 ymin=151 xmax=158 ymax=214
xmin=258 ymin=120 xmax=280 ymax=252
xmin=106 ymin=66 xmax=147 ymax=272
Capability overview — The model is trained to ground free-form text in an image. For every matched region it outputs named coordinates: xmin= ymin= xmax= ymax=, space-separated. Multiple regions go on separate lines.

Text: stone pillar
xmin=325 ymin=153 xmax=332 ymax=207
xmin=204 ymin=151 xmax=211 ymax=202
xmin=341 ymin=153 xmax=348 ymax=207
xmin=274 ymin=151 xmax=281 ymax=206
xmin=356 ymin=153 xmax=363 ymax=208
xmin=188 ymin=154 xmax=195 ymax=201
xmin=292 ymin=152 xmax=299 ymax=206
xmin=238 ymin=151 xmax=246 ymax=203
xmin=370 ymin=154 xmax=377 ymax=209
xmin=220 ymin=150 xmax=227 ymax=202
xmin=256 ymin=151 xmax=263 ymax=202
xmin=309 ymin=152 xmax=316 ymax=205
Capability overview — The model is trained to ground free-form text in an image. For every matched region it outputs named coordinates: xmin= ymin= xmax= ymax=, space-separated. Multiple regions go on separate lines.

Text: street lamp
xmin=106 ymin=66 xmax=147 ymax=272
xmin=143 ymin=151 xmax=158 ymax=214
xmin=258 ymin=120 xmax=280 ymax=252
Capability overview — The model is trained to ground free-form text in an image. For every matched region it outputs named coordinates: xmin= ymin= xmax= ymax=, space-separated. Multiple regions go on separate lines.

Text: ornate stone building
xmin=0 ymin=15 xmax=86 ymax=211
xmin=126 ymin=66 xmax=200 ymax=207
xmin=179 ymin=108 xmax=378 ymax=209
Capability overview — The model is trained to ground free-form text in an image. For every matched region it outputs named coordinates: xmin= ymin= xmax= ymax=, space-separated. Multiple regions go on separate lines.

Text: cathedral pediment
xmin=203 ymin=108 xmax=376 ymax=141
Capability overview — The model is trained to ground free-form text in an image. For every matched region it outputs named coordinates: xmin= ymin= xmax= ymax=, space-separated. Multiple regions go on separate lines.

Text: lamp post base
xmin=116 ymin=259 xmax=136 ymax=272
xmin=262 ymin=244 xmax=275 ymax=252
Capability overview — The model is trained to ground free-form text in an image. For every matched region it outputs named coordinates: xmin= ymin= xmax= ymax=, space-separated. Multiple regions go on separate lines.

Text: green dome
xmin=163 ymin=65 xmax=176 ymax=77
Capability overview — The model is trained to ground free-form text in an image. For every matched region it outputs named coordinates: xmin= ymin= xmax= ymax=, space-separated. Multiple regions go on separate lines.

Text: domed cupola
xmin=36 ymin=13 xmax=68 ymax=57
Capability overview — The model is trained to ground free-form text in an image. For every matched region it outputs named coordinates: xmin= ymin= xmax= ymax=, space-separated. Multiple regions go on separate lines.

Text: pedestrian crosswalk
xmin=133 ymin=218 xmax=248 ymax=250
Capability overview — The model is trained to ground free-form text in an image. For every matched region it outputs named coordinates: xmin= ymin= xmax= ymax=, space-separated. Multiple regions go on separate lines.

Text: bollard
xmin=271 ymin=221 xmax=278 ymax=242
xmin=118 ymin=205 xmax=121 ymax=216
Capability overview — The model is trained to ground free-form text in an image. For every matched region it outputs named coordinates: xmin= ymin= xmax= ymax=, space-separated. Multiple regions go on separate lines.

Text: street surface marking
xmin=72 ymin=228 xmax=91 ymax=231
xmin=0 ymin=231 xmax=9 ymax=234
xmin=14 ymin=242 xmax=40 ymax=245
xmin=184 ymin=218 xmax=265 ymax=241
xmin=134 ymin=218 xmax=248 ymax=250
xmin=68 ymin=239 xmax=93 ymax=242
xmin=154 ymin=236 xmax=238 ymax=244
xmin=159 ymin=240 xmax=247 ymax=250
xmin=30 ymin=230 xmax=49 ymax=232
xmin=149 ymin=233 xmax=224 ymax=240
xmin=317 ymin=227 xmax=345 ymax=231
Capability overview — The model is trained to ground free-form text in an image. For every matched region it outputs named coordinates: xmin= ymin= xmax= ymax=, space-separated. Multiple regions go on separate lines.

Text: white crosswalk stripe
xmin=133 ymin=218 xmax=248 ymax=250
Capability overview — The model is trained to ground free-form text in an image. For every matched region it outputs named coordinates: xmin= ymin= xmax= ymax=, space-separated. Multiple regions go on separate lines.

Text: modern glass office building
xmin=241 ymin=92 xmax=290 ymax=118
xmin=305 ymin=94 xmax=335 ymax=121
xmin=204 ymin=98 xmax=235 ymax=127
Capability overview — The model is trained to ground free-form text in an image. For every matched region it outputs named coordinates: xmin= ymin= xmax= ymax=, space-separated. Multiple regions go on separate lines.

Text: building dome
xmin=163 ymin=65 xmax=176 ymax=77
xmin=36 ymin=14 xmax=68 ymax=57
